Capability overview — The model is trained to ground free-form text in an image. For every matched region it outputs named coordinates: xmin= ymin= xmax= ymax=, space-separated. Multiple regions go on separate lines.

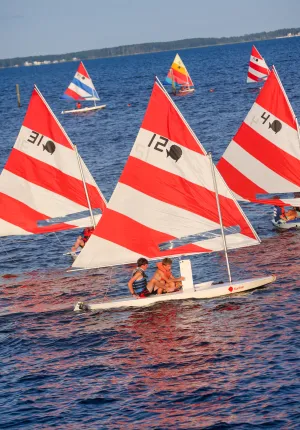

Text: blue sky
xmin=2 ymin=0 xmax=300 ymax=58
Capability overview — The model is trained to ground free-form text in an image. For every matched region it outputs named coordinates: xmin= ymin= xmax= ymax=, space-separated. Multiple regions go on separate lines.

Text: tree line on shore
xmin=1 ymin=27 xmax=300 ymax=68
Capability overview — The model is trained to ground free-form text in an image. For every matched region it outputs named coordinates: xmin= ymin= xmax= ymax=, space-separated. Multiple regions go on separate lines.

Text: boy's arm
xmin=128 ymin=273 xmax=141 ymax=297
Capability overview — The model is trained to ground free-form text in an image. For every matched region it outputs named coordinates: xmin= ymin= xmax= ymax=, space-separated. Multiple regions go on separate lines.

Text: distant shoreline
xmin=1 ymin=27 xmax=300 ymax=70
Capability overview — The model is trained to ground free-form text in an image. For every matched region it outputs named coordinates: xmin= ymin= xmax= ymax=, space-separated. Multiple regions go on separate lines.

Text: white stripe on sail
xmin=15 ymin=126 xmax=98 ymax=187
xmin=68 ymin=82 xmax=96 ymax=99
xmin=193 ymin=233 xmax=258 ymax=252
xmin=1 ymin=170 xmax=88 ymax=217
xmin=249 ymin=55 xmax=269 ymax=69
xmin=223 ymin=140 xmax=300 ymax=193
xmin=73 ymin=235 xmax=143 ymax=268
xmin=248 ymin=66 xmax=268 ymax=80
xmin=131 ymin=128 xmax=234 ymax=199
xmin=244 ymin=102 xmax=300 ymax=159
xmin=0 ymin=219 xmax=32 ymax=236
xmin=108 ymin=182 xmax=221 ymax=236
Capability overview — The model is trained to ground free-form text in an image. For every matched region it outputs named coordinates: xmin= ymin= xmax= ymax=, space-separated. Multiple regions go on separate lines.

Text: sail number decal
xmin=148 ymin=133 xmax=182 ymax=162
xmin=27 ymin=131 xmax=56 ymax=155
xmin=261 ymin=112 xmax=282 ymax=134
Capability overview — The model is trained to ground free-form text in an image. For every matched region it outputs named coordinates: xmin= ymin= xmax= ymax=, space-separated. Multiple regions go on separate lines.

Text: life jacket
xmin=82 ymin=227 xmax=94 ymax=243
xmin=156 ymin=262 xmax=172 ymax=279
xmin=132 ymin=268 xmax=148 ymax=294
xmin=273 ymin=206 xmax=286 ymax=222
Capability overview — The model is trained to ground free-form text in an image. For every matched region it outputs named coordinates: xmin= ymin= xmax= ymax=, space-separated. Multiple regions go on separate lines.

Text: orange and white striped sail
xmin=0 ymin=86 xmax=106 ymax=237
xmin=165 ymin=53 xmax=194 ymax=88
xmin=247 ymin=45 xmax=270 ymax=83
xmin=73 ymin=80 xmax=259 ymax=269
xmin=218 ymin=67 xmax=300 ymax=206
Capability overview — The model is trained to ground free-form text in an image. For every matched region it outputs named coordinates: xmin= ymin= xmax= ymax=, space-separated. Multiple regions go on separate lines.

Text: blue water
xmin=0 ymin=38 xmax=300 ymax=428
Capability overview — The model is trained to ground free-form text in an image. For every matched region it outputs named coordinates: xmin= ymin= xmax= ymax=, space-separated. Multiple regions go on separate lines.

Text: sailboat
xmin=72 ymin=78 xmax=275 ymax=311
xmin=165 ymin=53 xmax=195 ymax=95
xmin=218 ymin=67 xmax=300 ymax=230
xmin=0 ymin=85 xmax=106 ymax=241
xmin=247 ymin=45 xmax=270 ymax=83
xmin=61 ymin=61 xmax=106 ymax=114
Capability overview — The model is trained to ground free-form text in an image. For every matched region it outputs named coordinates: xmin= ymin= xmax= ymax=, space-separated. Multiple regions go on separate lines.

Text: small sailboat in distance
xmin=61 ymin=61 xmax=106 ymax=114
xmin=165 ymin=53 xmax=195 ymax=96
xmin=72 ymin=77 xmax=275 ymax=312
xmin=247 ymin=45 xmax=270 ymax=83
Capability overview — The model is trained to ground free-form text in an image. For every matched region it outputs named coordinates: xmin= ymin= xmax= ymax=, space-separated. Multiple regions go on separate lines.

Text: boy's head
xmin=162 ymin=257 xmax=172 ymax=270
xmin=137 ymin=257 xmax=149 ymax=269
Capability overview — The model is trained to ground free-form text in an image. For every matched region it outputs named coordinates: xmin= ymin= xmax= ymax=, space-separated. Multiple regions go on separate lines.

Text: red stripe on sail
xmin=141 ymin=83 xmax=204 ymax=155
xmin=217 ymin=157 xmax=267 ymax=200
xmin=249 ymin=61 xmax=269 ymax=75
xmin=256 ymin=70 xmax=296 ymax=130
xmin=251 ymin=46 xmax=263 ymax=60
xmin=96 ymin=208 xmax=211 ymax=257
xmin=119 ymin=156 xmax=255 ymax=239
xmin=5 ymin=149 xmax=106 ymax=212
xmin=247 ymin=71 xmax=262 ymax=82
xmin=234 ymin=123 xmax=300 ymax=187
xmin=0 ymin=193 xmax=75 ymax=234
xmin=64 ymin=88 xmax=84 ymax=100
xmin=23 ymin=89 xmax=73 ymax=150
xmin=217 ymin=159 xmax=288 ymax=206
xmin=171 ymin=68 xmax=192 ymax=85
xmin=78 ymin=62 xmax=90 ymax=79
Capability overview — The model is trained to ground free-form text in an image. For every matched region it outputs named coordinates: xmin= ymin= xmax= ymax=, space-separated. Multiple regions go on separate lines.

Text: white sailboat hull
xmin=272 ymin=219 xmax=300 ymax=230
xmin=74 ymin=275 xmax=276 ymax=311
xmin=61 ymin=105 xmax=106 ymax=114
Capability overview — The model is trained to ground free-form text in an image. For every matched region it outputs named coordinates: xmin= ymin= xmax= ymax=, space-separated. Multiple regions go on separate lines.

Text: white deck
xmin=61 ymin=105 xmax=106 ymax=114
xmin=74 ymin=275 xmax=276 ymax=311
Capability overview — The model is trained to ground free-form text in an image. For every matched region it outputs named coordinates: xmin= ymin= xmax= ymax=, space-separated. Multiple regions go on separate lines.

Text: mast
xmin=74 ymin=145 xmax=96 ymax=229
xmin=208 ymin=152 xmax=232 ymax=283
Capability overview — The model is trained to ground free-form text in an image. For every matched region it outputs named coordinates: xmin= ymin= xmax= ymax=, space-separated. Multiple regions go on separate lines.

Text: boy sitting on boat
xmin=71 ymin=226 xmax=94 ymax=252
xmin=128 ymin=258 xmax=163 ymax=298
xmin=153 ymin=257 xmax=184 ymax=293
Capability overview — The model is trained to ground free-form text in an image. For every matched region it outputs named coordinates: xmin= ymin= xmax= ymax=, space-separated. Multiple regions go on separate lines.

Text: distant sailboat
xmin=72 ymin=78 xmax=275 ymax=312
xmin=218 ymin=67 xmax=300 ymax=230
xmin=247 ymin=45 xmax=270 ymax=83
xmin=61 ymin=61 xmax=106 ymax=114
xmin=165 ymin=53 xmax=195 ymax=95
xmin=0 ymin=85 xmax=106 ymax=237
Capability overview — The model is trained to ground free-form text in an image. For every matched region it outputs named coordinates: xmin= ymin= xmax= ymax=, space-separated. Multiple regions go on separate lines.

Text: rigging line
xmin=102 ymin=266 xmax=114 ymax=302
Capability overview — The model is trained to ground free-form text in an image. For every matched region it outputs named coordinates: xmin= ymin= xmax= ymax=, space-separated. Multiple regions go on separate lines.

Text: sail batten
xmin=62 ymin=61 xmax=100 ymax=101
xmin=73 ymin=80 xmax=259 ymax=269
xmin=247 ymin=46 xmax=270 ymax=83
xmin=0 ymin=86 xmax=106 ymax=236
xmin=219 ymin=67 xmax=300 ymax=205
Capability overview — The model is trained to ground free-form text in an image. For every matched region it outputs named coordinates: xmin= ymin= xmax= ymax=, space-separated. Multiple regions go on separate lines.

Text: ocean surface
xmin=0 ymin=38 xmax=299 ymax=428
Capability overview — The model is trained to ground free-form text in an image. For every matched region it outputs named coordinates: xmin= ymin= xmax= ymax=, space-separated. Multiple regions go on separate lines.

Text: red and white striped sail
xmin=247 ymin=45 xmax=270 ymax=83
xmin=73 ymin=80 xmax=259 ymax=269
xmin=0 ymin=86 xmax=106 ymax=237
xmin=218 ymin=67 xmax=300 ymax=206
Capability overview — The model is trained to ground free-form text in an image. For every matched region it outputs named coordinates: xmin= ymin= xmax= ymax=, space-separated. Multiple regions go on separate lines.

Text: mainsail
xmin=0 ymin=86 xmax=106 ymax=236
xmin=247 ymin=45 xmax=270 ymax=83
xmin=73 ymin=79 xmax=259 ymax=269
xmin=218 ymin=67 xmax=300 ymax=206
xmin=165 ymin=54 xmax=194 ymax=88
xmin=62 ymin=61 xmax=100 ymax=101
